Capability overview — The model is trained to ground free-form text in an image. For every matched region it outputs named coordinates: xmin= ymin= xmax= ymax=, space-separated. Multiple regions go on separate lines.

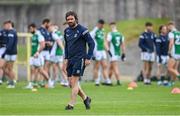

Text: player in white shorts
xmin=48 ymin=24 xmax=68 ymax=88
xmin=138 ymin=22 xmax=157 ymax=85
xmin=25 ymin=23 xmax=49 ymax=89
xmin=167 ymin=22 xmax=180 ymax=84
xmin=0 ymin=22 xmax=8 ymax=85
xmin=90 ymin=19 xmax=112 ymax=86
xmin=3 ymin=21 xmax=18 ymax=88
xmin=106 ymin=22 xmax=126 ymax=85
xmin=155 ymin=25 xmax=170 ymax=86
xmin=39 ymin=19 xmax=52 ymax=78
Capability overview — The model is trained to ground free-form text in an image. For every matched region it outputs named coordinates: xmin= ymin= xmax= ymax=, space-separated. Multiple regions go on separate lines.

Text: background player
xmin=0 ymin=22 xmax=8 ymax=85
xmin=39 ymin=19 xmax=52 ymax=86
xmin=26 ymin=23 xmax=49 ymax=89
xmin=48 ymin=24 xmax=68 ymax=88
xmin=167 ymin=22 xmax=180 ymax=83
xmin=155 ymin=25 xmax=170 ymax=86
xmin=3 ymin=20 xmax=18 ymax=88
xmin=90 ymin=19 xmax=112 ymax=86
xmin=106 ymin=22 xmax=126 ymax=85
xmin=138 ymin=22 xmax=157 ymax=85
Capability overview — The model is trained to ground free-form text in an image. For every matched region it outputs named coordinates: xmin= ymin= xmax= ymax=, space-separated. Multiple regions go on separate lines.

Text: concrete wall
xmin=0 ymin=0 xmax=179 ymax=32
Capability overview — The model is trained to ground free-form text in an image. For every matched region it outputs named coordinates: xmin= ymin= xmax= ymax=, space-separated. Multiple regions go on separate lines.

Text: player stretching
xmin=48 ymin=24 xmax=68 ymax=88
xmin=63 ymin=11 xmax=95 ymax=110
xmin=3 ymin=21 xmax=18 ymax=88
xmin=155 ymin=25 xmax=170 ymax=86
xmin=167 ymin=22 xmax=180 ymax=84
xmin=91 ymin=19 xmax=112 ymax=86
xmin=138 ymin=22 xmax=157 ymax=85
xmin=25 ymin=23 xmax=49 ymax=89
xmin=106 ymin=22 xmax=126 ymax=85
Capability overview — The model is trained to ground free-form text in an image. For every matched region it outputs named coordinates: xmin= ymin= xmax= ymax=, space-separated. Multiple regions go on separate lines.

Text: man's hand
xmin=107 ymin=50 xmax=112 ymax=57
xmin=121 ymin=53 xmax=126 ymax=61
xmin=158 ymin=55 xmax=162 ymax=63
xmin=46 ymin=41 xmax=53 ymax=47
xmin=146 ymin=49 xmax=151 ymax=53
xmin=62 ymin=59 xmax=68 ymax=74
xmin=85 ymin=59 xmax=91 ymax=66
xmin=168 ymin=51 xmax=172 ymax=58
xmin=34 ymin=52 xmax=39 ymax=58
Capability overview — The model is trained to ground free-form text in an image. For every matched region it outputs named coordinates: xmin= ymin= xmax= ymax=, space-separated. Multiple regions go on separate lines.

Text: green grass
xmin=104 ymin=18 xmax=169 ymax=43
xmin=0 ymin=82 xmax=180 ymax=115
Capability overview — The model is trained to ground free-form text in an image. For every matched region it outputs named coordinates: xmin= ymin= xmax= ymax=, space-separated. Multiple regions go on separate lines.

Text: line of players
xmin=0 ymin=19 xmax=179 ymax=88
xmin=0 ymin=19 xmax=68 ymax=89
xmin=139 ymin=22 xmax=180 ymax=86
xmin=0 ymin=19 xmax=126 ymax=88
xmin=26 ymin=19 xmax=69 ymax=89
xmin=90 ymin=20 xmax=126 ymax=86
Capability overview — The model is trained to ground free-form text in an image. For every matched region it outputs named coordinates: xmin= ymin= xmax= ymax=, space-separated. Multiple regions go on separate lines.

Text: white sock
xmin=95 ymin=78 xmax=100 ymax=84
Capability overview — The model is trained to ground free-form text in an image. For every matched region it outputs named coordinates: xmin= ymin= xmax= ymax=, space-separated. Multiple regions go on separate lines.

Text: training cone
xmin=32 ymin=88 xmax=38 ymax=92
xmin=127 ymin=87 xmax=133 ymax=90
xmin=128 ymin=81 xmax=138 ymax=88
xmin=171 ymin=87 xmax=180 ymax=94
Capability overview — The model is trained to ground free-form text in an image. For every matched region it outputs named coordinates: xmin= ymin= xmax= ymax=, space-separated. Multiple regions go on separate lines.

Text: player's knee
xmin=102 ymin=63 xmax=107 ymax=69
xmin=4 ymin=68 xmax=9 ymax=75
xmin=69 ymin=79 xmax=73 ymax=88
xmin=167 ymin=66 xmax=173 ymax=72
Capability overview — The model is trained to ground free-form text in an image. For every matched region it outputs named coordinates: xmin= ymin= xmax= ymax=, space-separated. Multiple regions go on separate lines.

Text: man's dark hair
xmin=168 ymin=21 xmax=175 ymax=26
xmin=28 ymin=23 xmax=36 ymax=29
xmin=11 ymin=22 xmax=14 ymax=28
xmin=109 ymin=22 xmax=116 ymax=25
xmin=98 ymin=19 xmax=105 ymax=24
xmin=3 ymin=20 xmax=12 ymax=25
xmin=3 ymin=20 xmax=14 ymax=27
xmin=65 ymin=11 xmax=78 ymax=23
xmin=158 ymin=25 xmax=164 ymax=34
xmin=42 ymin=18 xmax=50 ymax=24
xmin=145 ymin=22 xmax=153 ymax=27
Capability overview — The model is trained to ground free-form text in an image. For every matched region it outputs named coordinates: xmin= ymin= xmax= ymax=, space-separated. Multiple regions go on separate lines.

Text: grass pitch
xmin=0 ymin=81 xmax=180 ymax=115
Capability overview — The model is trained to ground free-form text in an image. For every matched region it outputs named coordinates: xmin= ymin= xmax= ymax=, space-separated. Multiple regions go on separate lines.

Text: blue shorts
xmin=66 ymin=59 xmax=86 ymax=77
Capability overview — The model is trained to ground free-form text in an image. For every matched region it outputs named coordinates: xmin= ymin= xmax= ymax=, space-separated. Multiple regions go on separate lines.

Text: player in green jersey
xmin=90 ymin=19 xmax=112 ymax=86
xmin=48 ymin=24 xmax=68 ymax=88
xmin=167 ymin=22 xmax=180 ymax=83
xmin=25 ymin=23 xmax=49 ymax=89
xmin=106 ymin=22 xmax=126 ymax=85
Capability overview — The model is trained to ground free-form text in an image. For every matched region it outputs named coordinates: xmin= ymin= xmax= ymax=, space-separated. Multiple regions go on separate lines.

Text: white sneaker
xmin=144 ymin=78 xmax=148 ymax=83
xmin=106 ymin=78 xmax=112 ymax=84
xmin=63 ymin=81 xmax=69 ymax=87
xmin=147 ymin=79 xmax=151 ymax=83
xmin=25 ymin=83 xmax=33 ymax=89
xmin=157 ymin=81 xmax=162 ymax=85
xmin=48 ymin=80 xmax=55 ymax=88
xmin=48 ymin=85 xmax=55 ymax=88
xmin=95 ymin=78 xmax=100 ymax=85
xmin=60 ymin=81 xmax=65 ymax=85
xmin=0 ymin=80 xmax=2 ymax=85
xmin=7 ymin=85 xmax=15 ymax=88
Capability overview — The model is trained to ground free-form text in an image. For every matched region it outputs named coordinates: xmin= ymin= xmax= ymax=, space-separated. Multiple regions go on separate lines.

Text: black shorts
xmin=66 ymin=59 xmax=86 ymax=77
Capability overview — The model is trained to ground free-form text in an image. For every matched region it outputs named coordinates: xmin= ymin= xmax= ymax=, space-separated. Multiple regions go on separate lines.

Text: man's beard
xmin=45 ymin=25 xmax=49 ymax=29
xmin=31 ymin=31 xmax=35 ymax=34
xmin=68 ymin=22 xmax=76 ymax=28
